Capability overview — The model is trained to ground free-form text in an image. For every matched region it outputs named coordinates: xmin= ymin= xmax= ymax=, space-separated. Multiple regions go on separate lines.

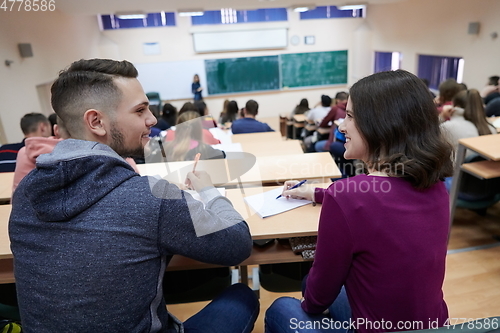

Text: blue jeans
xmin=265 ymin=287 xmax=352 ymax=333
xmin=183 ymin=283 xmax=259 ymax=333
xmin=314 ymin=140 xmax=328 ymax=152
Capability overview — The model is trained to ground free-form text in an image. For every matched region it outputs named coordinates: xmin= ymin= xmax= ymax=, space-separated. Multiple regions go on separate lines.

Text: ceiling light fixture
xmin=292 ymin=5 xmax=315 ymax=12
xmin=115 ymin=11 xmax=147 ymax=19
xmin=178 ymin=9 xmax=204 ymax=17
xmin=338 ymin=4 xmax=366 ymax=10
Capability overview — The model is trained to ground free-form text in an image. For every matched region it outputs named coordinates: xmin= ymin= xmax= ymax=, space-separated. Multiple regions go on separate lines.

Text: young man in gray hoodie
xmin=9 ymin=59 xmax=259 ymax=333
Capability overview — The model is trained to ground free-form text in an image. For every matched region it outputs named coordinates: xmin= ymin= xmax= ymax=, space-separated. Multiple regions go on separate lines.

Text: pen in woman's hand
xmin=276 ymin=180 xmax=308 ymax=199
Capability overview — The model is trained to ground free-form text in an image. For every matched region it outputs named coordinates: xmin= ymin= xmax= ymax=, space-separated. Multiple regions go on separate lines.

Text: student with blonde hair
xmin=163 ymin=111 xmax=225 ymax=162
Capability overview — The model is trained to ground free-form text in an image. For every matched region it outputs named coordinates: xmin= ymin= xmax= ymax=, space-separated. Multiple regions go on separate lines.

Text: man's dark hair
xmin=334 ymin=92 xmax=349 ymax=101
xmin=20 ymin=113 xmax=49 ymax=135
xmin=488 ymin=76 xmax=499 ymax=86
xmin=349 ymin=69 xmax=454 ymax=189
xmin=245 ymin=100 xmax=259 ymax=116
xmin=321 ymin=95 xmax=332 ymax=107
xmin=51 ymin=59 xmax=138 ymax=138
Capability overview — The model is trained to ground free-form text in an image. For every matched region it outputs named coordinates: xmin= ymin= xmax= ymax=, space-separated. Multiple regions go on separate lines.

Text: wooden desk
xmin=0 ymin=183 xmax=331 ymax=282
xmin=231 ymin=131 xmax=282 ymax=143
xmin=449 ymin=134 xmax=500 ymax=222
xmin=240 ymin=140 xmax=303 ymax=157
xmin=258 ymin=116 xmax=280 ymax=132
xmin=0 ymin=173 xmax=14 ymax=204
xmin=138 ymin=152 xmax=341 ymax=187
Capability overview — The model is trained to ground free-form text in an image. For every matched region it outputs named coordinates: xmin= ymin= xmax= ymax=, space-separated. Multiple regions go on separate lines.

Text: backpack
xmin=0 ymin=320 xmax=22 ymax=333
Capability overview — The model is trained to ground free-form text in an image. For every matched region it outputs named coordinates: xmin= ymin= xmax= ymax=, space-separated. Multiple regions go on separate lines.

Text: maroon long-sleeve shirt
xmin=303 ymin=175 xmax=449 ymax=332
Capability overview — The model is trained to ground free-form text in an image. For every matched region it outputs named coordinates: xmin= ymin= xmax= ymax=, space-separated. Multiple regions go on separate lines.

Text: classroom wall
xmin=0 ymin=10 xmax=101 ymax=144
xmin=100 ymin=11 xmax=361 ymax=121
xmin=1 ymin=0 xmax=500 ymax=143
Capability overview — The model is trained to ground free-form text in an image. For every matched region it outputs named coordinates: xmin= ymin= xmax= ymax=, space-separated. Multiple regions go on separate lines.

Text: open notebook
xmin=243 ymin=187 xmax=312 ymax=218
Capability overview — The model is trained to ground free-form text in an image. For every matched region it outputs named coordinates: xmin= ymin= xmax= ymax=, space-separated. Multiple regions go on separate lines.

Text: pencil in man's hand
xmin=192 ymin=153 xmax=201 ymax=173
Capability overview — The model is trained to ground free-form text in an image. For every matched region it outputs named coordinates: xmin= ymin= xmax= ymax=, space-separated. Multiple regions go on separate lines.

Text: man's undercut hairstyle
xmin=335 ymin=91 xmax=349 ymax=101
xmin=245 ymin=100 xmax=259 ymax=116
xmin=350 ymin=70 xmax=454 ymax=189
xmin=20 ymin=113 xmax=49 ymax=135
xmin=50 ymin=59 xmax=139 ymax=138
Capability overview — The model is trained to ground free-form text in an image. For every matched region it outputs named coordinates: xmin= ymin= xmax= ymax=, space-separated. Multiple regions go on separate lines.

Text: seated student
xmin=9 ymin=58 xmax=259 ymax=333
xmin=441 ymin=89 xmax=497 ymax=156
xmin=441 ymin=89 xmax=498 ymax=199
xmin=289 ymin=98 xmax=310 ymax=119
xmin=485 ymin=96 xmax=500 ymax=117
xmin=219 ymin=100 xmax=239 ymax=125
xmin=306 ymin=95 xmax=332 ymax=126
xmin=154 ymin=103 xmax=177 ymax=131
xmin=231 ymin=100 xmax=274 ymax=134
xmin=194 ymin=100 xmax=218 ymax=129
xmin=12 ymin=116 xmax=140 ymax=192
xmin=313 ymin=92 xmax=349 ymax=152
xmin=265 ymin=70 xmax=453 ymax=333
xmin=481 ymin=75 xmax=500 ymax=104
xmin=0 ymin=112 xmax=52 ymax=172
xmin=164 ymin=102 xmax=220 ymax=144
xmin=162 ymin=111 xmax=225 ymax=162
xmin=435 ymin=78 xmax=462 ymax=113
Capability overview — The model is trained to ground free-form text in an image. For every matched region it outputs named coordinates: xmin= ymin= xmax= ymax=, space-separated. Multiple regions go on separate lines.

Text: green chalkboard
xmin=281 ymin=50 xmax=348 ymax=88
xmin=205 ymin=56 xmax=280 ymax=95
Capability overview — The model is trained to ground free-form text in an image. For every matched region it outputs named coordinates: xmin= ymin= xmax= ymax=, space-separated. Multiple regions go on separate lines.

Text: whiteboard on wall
xmin=135 ymin=60 xmax=206 ymax=101
xmin=193 ymin=28 xmax=288 ymax=53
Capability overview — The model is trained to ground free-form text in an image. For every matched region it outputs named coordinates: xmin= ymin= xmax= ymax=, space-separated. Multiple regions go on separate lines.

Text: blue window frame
xmin=300 ymin=6 xmax=364 ymax=19
xmin=417 ymin=54 xmax=463 ymax=90
xmin=374 ymin=51 xmax=401 ymax=73
xmin=191 ymin=8 xmax=287 ymax=25
xmin=100 ymin=12 xmax=176 ymax=30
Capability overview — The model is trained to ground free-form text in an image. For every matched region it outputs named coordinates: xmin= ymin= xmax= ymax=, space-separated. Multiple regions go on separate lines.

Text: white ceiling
xmin=56 ymin=0 xmax=409 ymax=16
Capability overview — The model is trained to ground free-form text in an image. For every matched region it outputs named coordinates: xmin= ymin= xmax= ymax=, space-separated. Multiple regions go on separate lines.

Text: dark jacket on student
xmin=0 ymin=140 xmax=25 ymax=172
xmin=231 ymin=118 xmax=274 ymax=134
xmin=9 ymin=139 xmax=252 ymax=333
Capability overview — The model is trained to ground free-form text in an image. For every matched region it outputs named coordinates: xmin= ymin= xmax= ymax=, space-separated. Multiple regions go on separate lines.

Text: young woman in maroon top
xmin=265 ymin=70 xmax=454 ymax=333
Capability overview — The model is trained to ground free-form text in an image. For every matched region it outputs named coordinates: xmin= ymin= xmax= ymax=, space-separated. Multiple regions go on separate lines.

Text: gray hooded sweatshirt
xmin=9 ymin=139 xmax=252 ymax=333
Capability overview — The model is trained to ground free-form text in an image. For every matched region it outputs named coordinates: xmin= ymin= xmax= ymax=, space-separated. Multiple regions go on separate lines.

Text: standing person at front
xmin=192 ymin=74 xmax=203 ymax=101
xmin=265 ymin=70 xmax=453 ymax=332
xmin=9 ymin=59 xmax=259 ymax=333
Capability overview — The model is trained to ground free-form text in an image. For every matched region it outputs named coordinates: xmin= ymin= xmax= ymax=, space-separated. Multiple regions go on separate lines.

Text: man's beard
xmin=109 ymin=125 xmax=145 ymax=159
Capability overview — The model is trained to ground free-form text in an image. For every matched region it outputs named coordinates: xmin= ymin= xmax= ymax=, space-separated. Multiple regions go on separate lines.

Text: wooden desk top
xmin=138 ymin=152 xmax=341 ymax=187
xmin=0 ymin=205 xmax=12 ymax=259
xmin=0 ymin=173 xmax=13 ymax=203
xmin=458 ymin=134 xmax=500 ymax=161
xmin=231 ymin=131 xmax=282 ymax=143
xmin=0 ymin=183 xmax=330 ymax=271
xmin=258 ymin=116 xmax=280 ymax=132
xmin=240 ymin=140 xmax=303 ymax=157
xmin=293 ymin=114 xmax=307 ymax=122
xmin=226 ymin=183 xmax=329 ymax=239
xmin=233 ymin=152 xmax=341 ymax=185
xmin=461 ymin=160 xmax=500 ymax=179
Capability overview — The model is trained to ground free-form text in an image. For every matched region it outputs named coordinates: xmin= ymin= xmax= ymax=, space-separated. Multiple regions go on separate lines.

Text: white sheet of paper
xmin=492 ymin=117 xmax=500 ymax=128
xmin=209 ymin=127 xmax=233 ymax=145
xmin=211 ymin=143 xmax=243 ymax=153
xmin=243 ymin=187 xmax=312 ymax=219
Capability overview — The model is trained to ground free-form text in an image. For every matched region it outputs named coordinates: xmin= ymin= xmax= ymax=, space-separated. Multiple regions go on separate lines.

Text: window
xmin=300 ymin=6 xmax=364 ymax=20
xmin=191 ymin=8 xmax=287 ymax=25
xmin=374 ymin=52 xmax=401 ymax=73
xmin=417 ymin=54 xmax=464 ymax=90
xmin=100 ymin=12 xmax=175 ymax=30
